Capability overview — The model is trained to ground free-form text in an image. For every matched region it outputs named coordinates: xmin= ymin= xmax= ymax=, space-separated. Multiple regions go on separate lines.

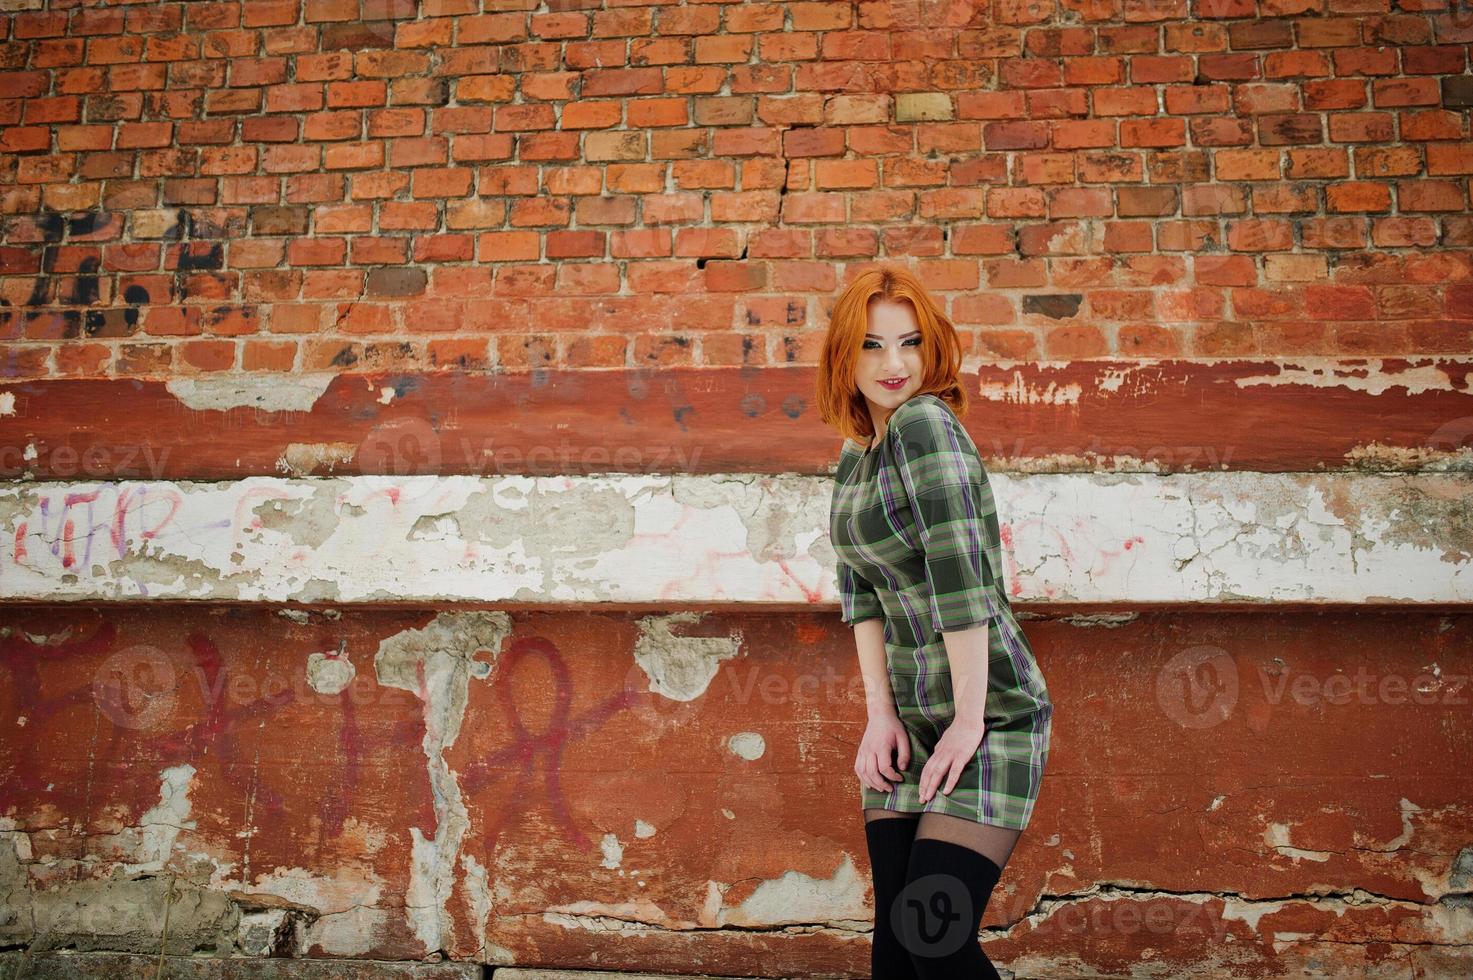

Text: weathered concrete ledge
xmin=0 ymin=958 xmax=775 ymax=980
xmin=4 ymin=360 xmax=1471 ymax=480
xmin=3 ymin=604 xmax=1469 ymax=975
xmin=0 ymin=952 xmax=481 ymax=978
xmin=0 ymin=471 xmax=1468 ymax=604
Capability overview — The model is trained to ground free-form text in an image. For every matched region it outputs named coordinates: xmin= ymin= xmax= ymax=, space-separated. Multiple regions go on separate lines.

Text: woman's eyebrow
xmin=864 ymin=330 xmax=922 ymax=338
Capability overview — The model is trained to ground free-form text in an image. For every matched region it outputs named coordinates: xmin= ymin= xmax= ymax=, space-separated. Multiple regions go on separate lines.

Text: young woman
xmin=817 ymin=266 xmax=1054 ymax=979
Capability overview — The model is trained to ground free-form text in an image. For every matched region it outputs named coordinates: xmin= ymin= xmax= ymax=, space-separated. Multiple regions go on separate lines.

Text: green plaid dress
xmin=830 ymin=393 xmax=1052 ymax=830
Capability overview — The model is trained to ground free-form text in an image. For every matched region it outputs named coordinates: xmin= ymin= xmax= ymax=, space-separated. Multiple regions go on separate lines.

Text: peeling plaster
xmin=1234 ymin=358 xmax=1464 ymax=397
xmin=727 ymin=732 xmax=766 ymax=761
xmin=235 ymin=907 xmax=293 ymax=956
xmin=459 ymin=853 xmax=515 ymax=964
xmin=599 ymin=834 xmax=624 ymax=870
xmin=124 ymin=763 xmax=197 ymax=874
xmin=977 ymin=376 xmax=1084 ymax=407
xmin=20 ymin=878 xmax=240 ymax=955
xmin=703 ymin=854 xmax=870 ymax=930
xmin=1264 ymin=823 xmax=1333 ymax=863
xmin=0 ymin=391 xmax=14 ymax=416
xmin=374 ymin=612 xmax=510 ymax=955
xmin=166 ymin=374 xmax=336 ymax=413
xmin=1345 ymin=440 xmax=1473 ymax=474
xmin=238 ymin=865 xmax=387 ymax=957
xmin=3 ymin=472 xmax=1472 ymax=604
xmin=1058 ymin=612 xmax=1139 ymax=628
xmin=634 ymin=820 xmax=657 ymax=839
xmin=277 ymin=442 xmax=358 ymax=477
xmin=543 ymin=898 xmax=692 ymax=933
xmin=632 ymin=613 xmax=743 ymax=702
xmin=0 ymin=770 xmax=388 ymax=958
xmin=306 ymin=646 xmax=355 ymax=695
xmin=252 ymin=485 xmax=342 ymax=550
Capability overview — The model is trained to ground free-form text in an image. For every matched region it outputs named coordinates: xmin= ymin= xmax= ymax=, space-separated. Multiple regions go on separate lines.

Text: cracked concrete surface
xmin=1 ymin=471 xmax=1469 ymax=604
xmin=374 ymin=612 xmax=510 ymax=958
xmin=165 ymin=374 xmax=336 ymax=413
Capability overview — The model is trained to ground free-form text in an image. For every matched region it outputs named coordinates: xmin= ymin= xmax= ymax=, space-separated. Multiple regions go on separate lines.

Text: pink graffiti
xmin=12 ymin=485 xmax=190 ymax=592
xmin=461 ymin=635 xmax=638 ymax=851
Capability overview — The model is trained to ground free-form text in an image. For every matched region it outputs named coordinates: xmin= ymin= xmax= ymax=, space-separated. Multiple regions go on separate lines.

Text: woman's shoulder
xmin=889 ymin=393 xmax=982 ymax=461
xmin=891 ymin=392 xmax=961 ymax=429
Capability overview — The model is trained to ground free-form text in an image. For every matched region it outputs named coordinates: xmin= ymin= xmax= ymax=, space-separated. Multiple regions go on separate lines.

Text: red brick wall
xmin=1 ymin=0 xmax=1470 ymax=381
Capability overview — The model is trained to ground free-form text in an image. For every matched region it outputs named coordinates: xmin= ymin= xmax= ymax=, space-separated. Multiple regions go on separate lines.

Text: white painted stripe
xmin=0 ymin=473 xmax=1468 ymax=604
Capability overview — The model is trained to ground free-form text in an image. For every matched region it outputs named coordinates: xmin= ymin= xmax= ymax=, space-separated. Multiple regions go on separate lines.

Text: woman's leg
xmin=894 ymin=812 xmax=1022 ymax=980
xmin=864 ymin=808 xmax=922 ymax=980
xmin=914 ymin=810 xmax=1022 ymax=871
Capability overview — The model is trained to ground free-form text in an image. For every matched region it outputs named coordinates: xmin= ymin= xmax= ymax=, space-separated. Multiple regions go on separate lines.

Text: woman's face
xmin=855 ymin=297 xmax=924 ymax=423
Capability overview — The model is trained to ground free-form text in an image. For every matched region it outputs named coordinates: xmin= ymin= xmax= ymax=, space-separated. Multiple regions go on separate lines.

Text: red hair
xmin=815 ymin=264 xmax=969 ymax=445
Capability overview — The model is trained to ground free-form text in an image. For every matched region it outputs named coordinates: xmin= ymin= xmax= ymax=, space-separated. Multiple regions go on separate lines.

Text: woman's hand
xmin=918 ymin=717 xmax=986 ymax=803
xmin=855 ymin=711 xmax=911 ymax=794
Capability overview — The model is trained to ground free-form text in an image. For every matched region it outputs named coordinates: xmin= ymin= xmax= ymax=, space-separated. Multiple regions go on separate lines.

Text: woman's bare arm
xmin=852 ymin=617 xmax=895 ymax=718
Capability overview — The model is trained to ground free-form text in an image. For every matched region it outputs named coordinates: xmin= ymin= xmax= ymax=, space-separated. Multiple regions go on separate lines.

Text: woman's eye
xmin=862 ymin=338 xmax=922 ymax=349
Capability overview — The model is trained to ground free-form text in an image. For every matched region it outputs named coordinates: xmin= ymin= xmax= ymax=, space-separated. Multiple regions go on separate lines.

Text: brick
xmin=365 ymin=265 xmax=430 ymax=296
xmin=783 ymin=127 xmax=845 ymax=157
xmin=1443 ymin=76 xmax=1473 ymax=109
xmin=896 ymin=92 xmax=955 ymax=122
xmin=1397 ymin=180 xmax=1466 ymax=212
xmin=983 ymin=120 xmax=1051 ymax=149
xmin=581 ymin=130 xmax=644 ymax=162
xmin=1120 ymin=117 xmax=1185 ymax=147
xmin=1427 ymin=144 xmax=1473 ymax=175
xmin=2 ymin=0 xmax=1466 ymax=384
xmin=1117 ymin=186 xmax=1179 ymax=217
xmin=1372 ymin=77 xmax=1441 ymax=108
xmin=1257 ymin=113 xmax=1322 ymax=145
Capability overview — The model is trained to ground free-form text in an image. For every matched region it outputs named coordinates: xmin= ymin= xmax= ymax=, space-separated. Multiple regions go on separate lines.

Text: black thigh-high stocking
xmin=863 ymin=808 xmax=921 ymax=980
xmin=895 ymin=812 xmax=1022 ymax=980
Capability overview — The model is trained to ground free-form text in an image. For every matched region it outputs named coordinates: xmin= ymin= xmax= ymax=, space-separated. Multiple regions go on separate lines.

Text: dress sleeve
xmin=891 ymin=402 xmax=999 ymax=633
xmin=837 ymin=561 xmax=884 ymax=625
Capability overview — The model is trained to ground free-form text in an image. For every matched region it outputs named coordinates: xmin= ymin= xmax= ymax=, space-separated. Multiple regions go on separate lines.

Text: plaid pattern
xmin=830 ymin=394 xmax=1053 ymax=830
